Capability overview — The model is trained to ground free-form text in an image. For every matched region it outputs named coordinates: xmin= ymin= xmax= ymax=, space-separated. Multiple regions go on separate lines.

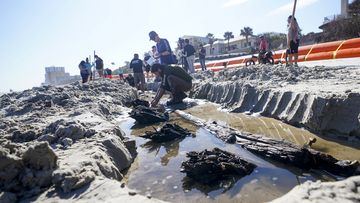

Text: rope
xmin=305 ymin=45 xmax=315 ymax=61
xmin=333 ymin=40 xmax=346 ymax=59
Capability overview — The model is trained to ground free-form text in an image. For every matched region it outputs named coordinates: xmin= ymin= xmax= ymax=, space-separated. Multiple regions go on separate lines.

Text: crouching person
xmin=150 ymin=64 xmax=192 ymax=107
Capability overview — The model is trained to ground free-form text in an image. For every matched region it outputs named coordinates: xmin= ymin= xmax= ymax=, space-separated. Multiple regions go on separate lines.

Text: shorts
xmin=289 ymin=39 xmax=300 ymax=54
xmin=134 ymin=73 xmax=145 ymax=85
xmin=97 ymin=68 xmax=104 ymax=75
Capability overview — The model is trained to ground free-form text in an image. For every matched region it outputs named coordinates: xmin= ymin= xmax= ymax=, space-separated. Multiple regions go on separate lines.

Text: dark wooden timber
xmin=181 ymin=147 xmax=256 ymax=184
xmin=140 ymin=123 xmax=193 ymax=142
xmin=175 ymin=110 xmax=360 ymax=177
xmin=129 ymin=106 xmax=169 ymax=125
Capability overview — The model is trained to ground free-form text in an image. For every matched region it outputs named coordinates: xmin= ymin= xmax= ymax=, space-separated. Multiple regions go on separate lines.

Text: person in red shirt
xmin=258 ymin=35 xmax=268 ymax=64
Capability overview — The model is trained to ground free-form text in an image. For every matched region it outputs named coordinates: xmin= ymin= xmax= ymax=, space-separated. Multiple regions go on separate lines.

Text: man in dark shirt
xmin=150 ymin=64 xmax=192 ymax=106
xmin=94 ymin=55 xmax=104 ymax=78
xmin=129 ymin=53 xmax=145 ymax=92
xmin=199 ymin=45 xmax=207 ymax=71
xmin=183 ymin=39 xmax=196 ymax=73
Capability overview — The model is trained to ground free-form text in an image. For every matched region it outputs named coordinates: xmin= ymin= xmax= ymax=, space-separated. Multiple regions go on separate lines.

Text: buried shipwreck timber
xmin=129 ymin=105 xmax=169 ymax=125
xmin=181 ymin=147 xmax=256 ymax=184
xmin=124 ymin=99 xmax=150 ymax=108
xmin=140 ymin=123 xmax=194 ymax=142
xmin=175 ymin=110 xmax=360 ymax=177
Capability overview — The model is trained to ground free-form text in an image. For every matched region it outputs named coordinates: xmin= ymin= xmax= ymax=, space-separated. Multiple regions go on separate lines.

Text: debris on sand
xmin=140 ymin=123 xmax=193 ymax=142
xmin=181 ymin=148 xmax=256 ymax=184
xmin=129 ymin=106 xmax=169 ymax=125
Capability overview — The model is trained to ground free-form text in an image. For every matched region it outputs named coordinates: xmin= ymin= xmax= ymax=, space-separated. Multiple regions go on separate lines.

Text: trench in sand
xmin=118 ymin=100 xmax=360 ymax=203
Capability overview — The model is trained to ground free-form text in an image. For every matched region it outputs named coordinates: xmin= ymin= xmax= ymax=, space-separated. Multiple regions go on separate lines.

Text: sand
xmin=0 ymin=79 xmax=165 ymax=202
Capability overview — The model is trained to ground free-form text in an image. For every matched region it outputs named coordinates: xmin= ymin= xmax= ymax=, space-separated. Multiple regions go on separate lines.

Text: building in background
xmin=42 ymin=66 xmax=80 ymax=86
xmin=320 ymin=0 xmax=349 ymax=28
xmin=203 ymin=35 xmax=258 ymax=56
xmin=180 ymin=35 xmax=209 ymax=48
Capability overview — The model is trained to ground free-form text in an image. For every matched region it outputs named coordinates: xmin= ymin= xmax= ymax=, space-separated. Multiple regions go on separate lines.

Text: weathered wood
xmin=140 ymin=123 xmax=193 ymax=142
xmin=129 ymin=106 xmax=168 ymax=125
xmin=124 ymin=99 xmax=150 ymax=108
xmin=181 ymin=147 xmax=256 ymax=184
xmin=175 ymin=110 xmax=360 ymax=177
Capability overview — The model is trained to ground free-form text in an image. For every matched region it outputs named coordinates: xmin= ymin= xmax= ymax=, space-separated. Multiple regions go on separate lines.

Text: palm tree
xmin=223 ymin=31 xmax=234 ymax=52
xmin=240 ymin=27 xmax=253 ymax=47
xmin=206 ymin=33 xmax=215 ymax=55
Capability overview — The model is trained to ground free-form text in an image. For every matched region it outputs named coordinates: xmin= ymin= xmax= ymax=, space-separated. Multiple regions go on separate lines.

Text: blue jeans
xmin=199 ymin=58 xmax=206 ymax=71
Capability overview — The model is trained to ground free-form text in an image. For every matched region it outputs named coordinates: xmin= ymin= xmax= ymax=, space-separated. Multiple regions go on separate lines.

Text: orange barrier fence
xmin=195 ymin=37 xmax=360 ymax=71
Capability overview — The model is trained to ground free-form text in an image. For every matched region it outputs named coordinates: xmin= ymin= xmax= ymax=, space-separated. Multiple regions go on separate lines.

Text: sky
xmin=0 ymin=0 xmax=342 ymax=92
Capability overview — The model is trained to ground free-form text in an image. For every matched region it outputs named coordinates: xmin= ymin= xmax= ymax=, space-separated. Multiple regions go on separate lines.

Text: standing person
xmin=287 ymin=15 xmax=300 ymax=66
xmin=78 ymin=60 xmax=89 ymax=83
xmin=150 ymin=64 xmax=192 ymax=107
xmin=149 ymin=31 xmax=177 ymax=65
xmin=183 ymin=39 xmax=196 ymax=73
xmin=129 ymin=53 xmax=145 ymax=92
xmin=258 ymin=35 xmax=268 ymax=64
xmin=118 ymin=67 xmax=124 ymax=80
xmin=199 ymin=44 xmax=207 ymax=71
xmin=84 ymin=58 xmax=93 ymax=81
xmin=178 ymin=38 xmax=189 ymax=72
xmin=144 ymin=54 xmax=152 ymax=82
xmin=94 ymin=55 xmax=104 ymax=77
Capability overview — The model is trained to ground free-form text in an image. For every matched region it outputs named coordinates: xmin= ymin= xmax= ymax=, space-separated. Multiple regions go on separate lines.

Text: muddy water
xmin=117 ymin=101 xmax=355 ymax=203
xmin=185 ymin=102 xmax=360 ymax=161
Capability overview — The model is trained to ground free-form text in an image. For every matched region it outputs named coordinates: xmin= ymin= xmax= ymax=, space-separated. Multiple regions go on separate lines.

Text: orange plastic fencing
xmin=195 ymin=37 xmax=360 ymax=71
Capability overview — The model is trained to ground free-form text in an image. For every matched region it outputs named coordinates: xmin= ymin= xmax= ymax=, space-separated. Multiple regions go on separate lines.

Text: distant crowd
xmin=78 ymin=15 xmax=300 ymax=107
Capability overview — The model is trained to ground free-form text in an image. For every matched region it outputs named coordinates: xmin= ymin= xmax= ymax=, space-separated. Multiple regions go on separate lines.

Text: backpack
xmin=79 ymin=61 xmax=89 ymax=75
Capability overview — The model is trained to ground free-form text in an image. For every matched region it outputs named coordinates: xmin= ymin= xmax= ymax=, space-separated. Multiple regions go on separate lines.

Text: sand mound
xmin=0 ymin=80 xmax=162 ymax=202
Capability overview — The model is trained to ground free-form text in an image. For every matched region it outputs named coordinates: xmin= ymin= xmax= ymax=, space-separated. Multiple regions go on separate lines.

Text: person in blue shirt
xmin=84 ymin=57 xmax=94 ymax=81
xmin=149 ymin=31 xmax=176 ymax=65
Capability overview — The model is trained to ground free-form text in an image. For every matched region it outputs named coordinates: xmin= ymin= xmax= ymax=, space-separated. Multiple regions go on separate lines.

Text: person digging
xmin=150 ymin=64 xmax=192 ymax=107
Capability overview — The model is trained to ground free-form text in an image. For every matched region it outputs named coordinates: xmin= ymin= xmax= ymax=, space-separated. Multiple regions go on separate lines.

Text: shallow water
xmin=117 ymin=101 xmax=354 ymax=203
xmin=185 ymin=102 xmax=360 ymax=161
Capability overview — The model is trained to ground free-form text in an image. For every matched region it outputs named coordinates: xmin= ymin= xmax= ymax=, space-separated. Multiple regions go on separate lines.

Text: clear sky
xmin=0 ymin=0 xmax=342 ymax=92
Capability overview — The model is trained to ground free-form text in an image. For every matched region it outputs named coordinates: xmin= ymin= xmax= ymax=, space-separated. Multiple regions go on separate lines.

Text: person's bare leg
xmin=294 ymin=53 xmax=298 ymax=66
xmin=288 ymin=54 xmax=294 ymax=65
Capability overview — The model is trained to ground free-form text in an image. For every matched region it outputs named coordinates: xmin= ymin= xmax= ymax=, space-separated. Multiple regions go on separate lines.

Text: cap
xmin=149 ymin=31 xmax=158 ymax=40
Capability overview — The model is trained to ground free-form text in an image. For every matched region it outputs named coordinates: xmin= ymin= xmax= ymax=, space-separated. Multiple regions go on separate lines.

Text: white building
xmin=181 ymin=35 xmax=209 ymax=47
xmin=43 ymin=66 xmax=80 ymax=86
xmin=321 ymin=0 xmax=349 ymax=25
xmin=204 ymin=35 xmax=258 ymax=56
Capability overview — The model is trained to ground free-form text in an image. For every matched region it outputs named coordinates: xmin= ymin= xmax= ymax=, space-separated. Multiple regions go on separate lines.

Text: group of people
xmin=78 ymin=14 xmax=300 ymax=107
xmin=124 ymin=31 xmax=194 ymax=106
xmin=78 ymin=55 xmax=104 ymax=83
xmin=144 ymin=15 xmax=300 ymax=106
xmin=147 ymin=31 xmax=193 ymax=106
xmin=177 ymin=38 xmax=207 ymax=73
